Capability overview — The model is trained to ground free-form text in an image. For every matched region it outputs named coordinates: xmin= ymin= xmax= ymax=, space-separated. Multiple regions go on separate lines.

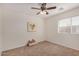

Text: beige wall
xmin=2 ymin=4 xmax=45 ymax=51
xmin=1 ymin=4 xmax=79 ymax=52
xmin=0 ymin=4 xmax=2 ymax=55
xmin=45 ymin=7 xmax=79 ymax=50
xmin=45 ymin=8 xmax=79 ymax=50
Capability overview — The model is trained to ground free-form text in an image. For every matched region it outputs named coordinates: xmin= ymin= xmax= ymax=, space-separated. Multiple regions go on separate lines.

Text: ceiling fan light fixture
xmin=40 ymin=11 xmax=46 ymax=14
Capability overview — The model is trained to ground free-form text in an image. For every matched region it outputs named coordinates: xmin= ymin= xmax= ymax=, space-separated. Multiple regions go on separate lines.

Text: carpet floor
xmin=1 ymin=41 xmax=79 ymax=56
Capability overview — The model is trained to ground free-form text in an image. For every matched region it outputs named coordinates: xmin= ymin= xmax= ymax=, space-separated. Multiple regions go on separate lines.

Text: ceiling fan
xmin=31 ymin=3 xmax=56 ymax=15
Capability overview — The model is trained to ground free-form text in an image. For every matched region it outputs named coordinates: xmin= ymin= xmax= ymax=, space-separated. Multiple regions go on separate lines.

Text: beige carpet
xmin=2 ymin=41 xmax=79 ymax=56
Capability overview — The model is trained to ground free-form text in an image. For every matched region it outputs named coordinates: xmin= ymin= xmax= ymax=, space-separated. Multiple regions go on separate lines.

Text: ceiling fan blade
xmin=47 ymin=6 xmax=56 ymax=10
xmin=31 ymin=7 xmax=40 ymax=10
xmin=36 ymin=12 xmax=40 ymax=15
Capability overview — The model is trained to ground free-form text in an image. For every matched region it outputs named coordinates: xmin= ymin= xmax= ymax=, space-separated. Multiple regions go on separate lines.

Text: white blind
xmin=72 ymin=16 xmax=79 ymax=33
xmin=58 ymin=16 xmax=79 ymax=34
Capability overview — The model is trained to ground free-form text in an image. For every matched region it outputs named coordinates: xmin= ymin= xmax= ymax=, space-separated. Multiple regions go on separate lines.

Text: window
xmin=58 ymin=18 xmax=71 ymax=33
xmin=72 ymin=16 xmax=79 ymax=34
xmin=58 ymin=16 xmax=79 ymax=34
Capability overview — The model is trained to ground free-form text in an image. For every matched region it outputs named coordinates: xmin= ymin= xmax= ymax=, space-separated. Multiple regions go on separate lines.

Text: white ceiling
xmin=2 ymin=3 xmax=79 ymax=18
xmin=25 ymin=3 xmax=79 ymax=18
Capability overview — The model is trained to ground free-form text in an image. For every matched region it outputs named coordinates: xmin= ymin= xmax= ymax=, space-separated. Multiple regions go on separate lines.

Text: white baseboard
xmin=47 ymin=40 xmax=79 ymax=51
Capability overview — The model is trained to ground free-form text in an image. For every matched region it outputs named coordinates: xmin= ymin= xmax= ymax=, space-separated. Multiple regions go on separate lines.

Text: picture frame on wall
xmin=27 ymin=22 xmax=37 ymax=32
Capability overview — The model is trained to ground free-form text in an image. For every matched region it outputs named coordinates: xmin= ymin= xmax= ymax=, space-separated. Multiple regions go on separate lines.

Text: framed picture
xmin=27 ymin=22 xmax=36 ymax=32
